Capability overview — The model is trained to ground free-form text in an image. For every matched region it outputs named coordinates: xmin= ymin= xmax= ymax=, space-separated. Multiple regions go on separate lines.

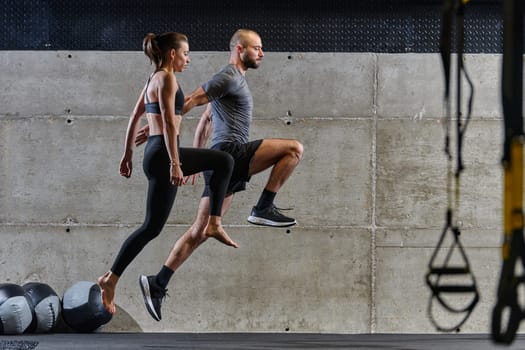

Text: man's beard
xmin=242 ymin=55 xmax=260 ymax=69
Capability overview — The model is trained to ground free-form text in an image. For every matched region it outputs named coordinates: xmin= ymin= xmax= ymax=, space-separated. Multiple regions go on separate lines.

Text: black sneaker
xmin=247 ymin=204 xmax=297 ymax=227
xmin=139 ymin=275 xmax=167 ymax=321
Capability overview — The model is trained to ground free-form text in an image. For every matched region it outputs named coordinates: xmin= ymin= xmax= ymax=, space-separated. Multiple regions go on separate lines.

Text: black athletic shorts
xmin=202 ymin=139 xmax=263 ymax=197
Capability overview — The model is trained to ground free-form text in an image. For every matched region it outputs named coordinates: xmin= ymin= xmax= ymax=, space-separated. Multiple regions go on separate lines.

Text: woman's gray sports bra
xmin=144 ymin=72 xmax=184 ymax=115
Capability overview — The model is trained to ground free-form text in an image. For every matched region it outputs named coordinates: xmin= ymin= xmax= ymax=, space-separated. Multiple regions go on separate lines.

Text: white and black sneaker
xmin=139 ymin=275 xmax=167 ymax=322
xmin=247 ymin=204 xmax=297 ymax=227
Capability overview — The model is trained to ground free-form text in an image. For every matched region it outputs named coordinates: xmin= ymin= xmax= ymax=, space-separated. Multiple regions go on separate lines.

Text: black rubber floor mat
xmin=0 ymin=341 xmax=39 ymax=350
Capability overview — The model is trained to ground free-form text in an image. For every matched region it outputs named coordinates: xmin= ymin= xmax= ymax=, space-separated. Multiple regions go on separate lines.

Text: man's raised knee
xmin=290 ymin=140 xmax=304 ymax=161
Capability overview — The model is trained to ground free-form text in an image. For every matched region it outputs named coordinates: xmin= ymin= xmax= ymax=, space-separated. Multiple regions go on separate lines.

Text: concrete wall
xmin=0 ymin=51 xmax=506 ymax=333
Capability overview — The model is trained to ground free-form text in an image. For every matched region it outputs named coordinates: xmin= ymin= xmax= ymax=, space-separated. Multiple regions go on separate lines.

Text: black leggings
xmin=110 ymin=135 xmax=233 ymax=276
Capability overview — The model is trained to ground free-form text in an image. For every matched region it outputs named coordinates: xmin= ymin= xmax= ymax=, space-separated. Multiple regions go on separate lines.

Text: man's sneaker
xmin=139 ymin=275 xmax=167 ymax=321
xmin=247 ymin=204 xmax=297 ymax=227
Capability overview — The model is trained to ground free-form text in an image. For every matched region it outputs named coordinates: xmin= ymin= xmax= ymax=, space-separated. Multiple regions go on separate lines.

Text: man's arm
xmin=182 ymin=86 xmax=210 ymax=115
xmin=194 ymin=103 xmax=213 ymax=148
xmin=186 ymin=98 xmax=213 ymax=185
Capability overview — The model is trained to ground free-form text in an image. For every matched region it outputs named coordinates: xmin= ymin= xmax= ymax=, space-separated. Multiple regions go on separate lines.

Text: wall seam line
xmin=370 ymin=53 xmax=379 ymax=334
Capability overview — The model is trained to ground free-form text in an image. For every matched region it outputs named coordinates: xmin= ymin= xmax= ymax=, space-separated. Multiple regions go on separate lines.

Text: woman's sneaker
xmin=247 ymin=204 xmax=296 ymax=227
xmin=139 ymin=275 xmax=167 ymax=321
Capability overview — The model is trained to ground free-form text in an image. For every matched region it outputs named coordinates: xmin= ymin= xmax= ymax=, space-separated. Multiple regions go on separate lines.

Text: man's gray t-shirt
xmin=202 ymin=64 xmax=253 ymax=147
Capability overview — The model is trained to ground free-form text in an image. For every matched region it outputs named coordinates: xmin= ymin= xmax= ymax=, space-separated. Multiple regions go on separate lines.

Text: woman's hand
xmin=120 ymin=154 xmax=133 ymax=178
xmin=170 ymin=164 xmax=184 ymax=186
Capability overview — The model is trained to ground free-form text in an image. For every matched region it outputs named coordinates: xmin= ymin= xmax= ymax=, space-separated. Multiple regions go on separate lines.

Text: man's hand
xmin=135 ymin=124 xmax=150 ymax=147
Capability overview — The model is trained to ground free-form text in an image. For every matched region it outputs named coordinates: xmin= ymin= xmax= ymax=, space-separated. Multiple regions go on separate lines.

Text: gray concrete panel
xmin=0 ymin=115 xmax=224 ymax=225
xmin=375 ymin=228 xmax=500 ymax=333
xmin=0 ymin=115 xmax=145 ymax=224
xmin=0 ymin=52 xmax=375 ymax=119
xmin=377 ymin=54 xmax=444 ymax=119
xmin=463 ymin=55 xmax=502 ymax=119
xmin=0 ymin=51 xmax=149 ymax=116
xmin=0 ymin=52 xmax=504 ymax=119
xmin=377 ymin=54 xmax=503 ymax=119
xmin=0 ymin=116 xmax=371 ymax=227
xmin=247 ymin=53 xmax=376 ymax=118
xmin=376 ymin=119 xmax=501 ymax=229
xmin=0 ymin=225 xmax=370 ymax=333
xmin=244 ymin=118 xmax=372 ymax=227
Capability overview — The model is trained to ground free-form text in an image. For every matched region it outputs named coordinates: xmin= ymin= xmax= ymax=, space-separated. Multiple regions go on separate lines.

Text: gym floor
xmin=2 ymin=333 xmax=525 ymax=350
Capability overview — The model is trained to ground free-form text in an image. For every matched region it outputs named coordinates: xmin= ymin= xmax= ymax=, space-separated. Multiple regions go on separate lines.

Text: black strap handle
xmin=492 ymin=226 xmax=525 ymax=344
xmin=426 ymin=216 xmax=479 ymax=332
xmin=492 ymin=279 xmax=524 ymax=344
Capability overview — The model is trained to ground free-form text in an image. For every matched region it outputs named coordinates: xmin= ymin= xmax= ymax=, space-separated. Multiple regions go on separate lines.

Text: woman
xmin=97 ymin=32 xmax=237 ymax=316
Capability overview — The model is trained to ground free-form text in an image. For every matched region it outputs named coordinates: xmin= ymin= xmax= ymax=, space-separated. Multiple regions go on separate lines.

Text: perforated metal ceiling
xmin=2 ymin=0 xmax=506 ymax=52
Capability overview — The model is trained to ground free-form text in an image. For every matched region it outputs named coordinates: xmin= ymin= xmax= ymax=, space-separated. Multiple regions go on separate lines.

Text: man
xmin=137 ymin=29 xmax=303 ymax=322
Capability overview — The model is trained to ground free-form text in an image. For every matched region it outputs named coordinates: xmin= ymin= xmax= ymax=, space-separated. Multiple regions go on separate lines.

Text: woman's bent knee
xmin=221 ymin=152 xmax=234 ymax=170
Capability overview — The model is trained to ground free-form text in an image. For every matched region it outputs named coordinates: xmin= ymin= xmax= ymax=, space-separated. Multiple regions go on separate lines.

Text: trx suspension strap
xmin=425 ymin=0 xmax=479 ymax=332
xmin=491 ymin=0 xmax=525 ymax=345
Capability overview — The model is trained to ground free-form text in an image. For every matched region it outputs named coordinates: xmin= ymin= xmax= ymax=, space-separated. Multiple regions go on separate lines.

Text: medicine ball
xmin=23 ymin=282 xmax=61 ymax=333
xmin=62 ymin=281 xmax=112 ymax=333
xmin=0 ymin=283 xmax=34 ymax=334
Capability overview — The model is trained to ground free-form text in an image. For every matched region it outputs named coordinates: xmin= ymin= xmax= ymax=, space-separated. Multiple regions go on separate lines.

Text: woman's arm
xmin=158 ymin=73 xmax=184 ymax=186
xmin=120 ymin=85 xmax=147 ymax=178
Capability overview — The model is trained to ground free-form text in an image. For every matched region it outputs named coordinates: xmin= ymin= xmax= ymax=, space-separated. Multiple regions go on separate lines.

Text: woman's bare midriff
xmin=147 ymin=114 xmax=164 ymax=136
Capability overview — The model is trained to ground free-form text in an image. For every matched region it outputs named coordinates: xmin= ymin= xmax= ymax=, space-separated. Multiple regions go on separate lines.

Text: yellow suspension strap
xmin=425 ymin=0 xmax=479 ymax=332
xmin=491 ymin=0 xmax=525 ymax=344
